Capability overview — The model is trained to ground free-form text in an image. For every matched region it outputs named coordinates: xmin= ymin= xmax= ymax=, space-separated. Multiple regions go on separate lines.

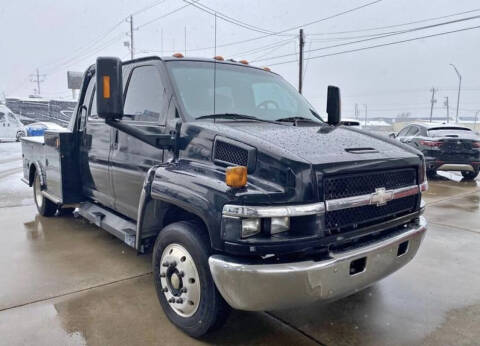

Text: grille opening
xmin=324 ymin=168 xmax=417 ymax=200
xmin=397 ymin=241 xmax=409 ymax=256
xmin=326 ymin=195 xmax=418 ymax=232
xmin=350 ymin=257 xmax=367 ymax=276
xmin=214 ymin=140 xmax=249 ymax=166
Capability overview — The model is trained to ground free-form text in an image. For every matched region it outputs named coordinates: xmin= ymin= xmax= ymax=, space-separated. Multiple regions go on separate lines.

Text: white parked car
xmin=0 ymin=105 xmax=26 ymax=142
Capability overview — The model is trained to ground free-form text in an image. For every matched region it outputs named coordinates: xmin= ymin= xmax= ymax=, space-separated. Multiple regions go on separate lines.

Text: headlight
xmin=241 ymin=218 xmax=261 ymax=238
xmin=270 ymin=217 xmax=290 ymax=235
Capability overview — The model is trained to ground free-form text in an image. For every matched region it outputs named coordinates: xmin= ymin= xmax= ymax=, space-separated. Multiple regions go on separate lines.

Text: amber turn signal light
xmin=172 ymin=52 xmax=184 ymax=58
xmin=225 ymin=166 xmax=247 ymax=188
xmin=103 ymin=75 xmax=111 ymax=99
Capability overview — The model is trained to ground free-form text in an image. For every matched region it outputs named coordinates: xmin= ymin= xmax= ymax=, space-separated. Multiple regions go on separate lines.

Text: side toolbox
xmin=43 ymin=129 xmax=83 ymax=204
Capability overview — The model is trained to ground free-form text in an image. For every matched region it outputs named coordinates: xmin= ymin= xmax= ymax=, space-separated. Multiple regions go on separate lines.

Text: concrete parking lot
xmin=0 ymin=142 xmax=479 ymax=346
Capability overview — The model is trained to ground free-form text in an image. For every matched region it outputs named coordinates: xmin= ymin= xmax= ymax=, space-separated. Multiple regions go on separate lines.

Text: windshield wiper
xmin=195 ymin=113 xmax=282 ymax=125
xmin=275 ymin=116 xmax=322 ymax=126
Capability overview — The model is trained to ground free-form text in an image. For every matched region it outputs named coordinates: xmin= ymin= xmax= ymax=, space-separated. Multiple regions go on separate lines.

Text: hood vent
xmin=213 ymin=137 xmax=256 ymax=173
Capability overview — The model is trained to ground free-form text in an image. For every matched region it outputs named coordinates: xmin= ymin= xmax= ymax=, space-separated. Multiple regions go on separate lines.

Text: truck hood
xmin=195 ymin=121 xmax=419 ymax=165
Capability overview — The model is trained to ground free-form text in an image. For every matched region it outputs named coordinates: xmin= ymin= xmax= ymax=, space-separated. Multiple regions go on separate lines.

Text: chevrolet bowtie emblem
xmin=370 ymin=187 xmax=394 ymax=206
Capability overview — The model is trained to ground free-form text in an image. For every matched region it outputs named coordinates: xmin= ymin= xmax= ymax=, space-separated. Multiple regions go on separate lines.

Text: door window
xmin=0 ymin=112 xmax=5 ymax=123
xmin=123 ymin=65 xmax=166 ymax=123
xmin=398 ymin=126 xmax=410 ymax=136
xmin=406 ymin=126 xmax=419 ymax=136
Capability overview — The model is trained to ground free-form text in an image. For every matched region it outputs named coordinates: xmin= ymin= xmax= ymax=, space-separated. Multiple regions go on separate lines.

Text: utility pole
xmin=444 ymin=97 xmax=450 ymax=123
xmin=355 ymin=103 xmax=358 ymax=119
xmin=30 ymin=68 xmax=45 ymax=96
xmin=364 ymin=104 xmax=368 ymax=127
xmin=429 ymin=87 xmax=437 ymax=123
xmin=129 ymin=15 xmax=134 ymax=59
xmin=298 ymin=29 xmax=304 ymax=94
xmin=450 ymin=64 xmax=462 ymax=123
xmin=475 ymin=110 xmax=479 ymax=129
xmin=214 ymin=12 xmax=217 ymax=56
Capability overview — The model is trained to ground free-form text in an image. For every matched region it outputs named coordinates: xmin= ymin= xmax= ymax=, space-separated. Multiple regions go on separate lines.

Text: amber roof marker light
xmin=172 ymin=53 xmax=184 ymax=58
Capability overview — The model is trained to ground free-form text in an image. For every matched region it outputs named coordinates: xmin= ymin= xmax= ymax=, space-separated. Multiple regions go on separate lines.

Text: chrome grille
xmin=325 ymin=195 xmax=418 ymax=231
xmin=324 ymin=168 xmax=417 ymax=200
xmin=324 ymin=168 xmax=418 ymax=232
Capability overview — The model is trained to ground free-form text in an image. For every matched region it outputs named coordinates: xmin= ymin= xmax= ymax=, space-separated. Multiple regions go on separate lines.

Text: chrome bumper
xmin=209 ymin=216 xmax=426 ymax=311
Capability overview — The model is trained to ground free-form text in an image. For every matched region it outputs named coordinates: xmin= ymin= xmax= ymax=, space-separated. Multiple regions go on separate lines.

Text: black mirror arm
xmin=106 ymin=119 xmax=174 ymax=149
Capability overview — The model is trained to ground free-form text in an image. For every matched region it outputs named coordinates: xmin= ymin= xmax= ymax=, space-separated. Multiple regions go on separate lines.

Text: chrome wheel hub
xmin=160 ymin=243 xmax=201 ymax=317
xmin=34 ymin=174 xmax=43 ymax=208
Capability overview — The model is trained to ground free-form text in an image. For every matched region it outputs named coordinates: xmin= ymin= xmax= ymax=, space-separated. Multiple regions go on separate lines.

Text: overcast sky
xmin=1 ymin=0 xmax=479 ymax=118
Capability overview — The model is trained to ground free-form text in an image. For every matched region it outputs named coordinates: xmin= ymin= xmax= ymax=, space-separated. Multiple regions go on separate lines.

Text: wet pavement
xmin=0 ymin=142 xmax=479 ymax=345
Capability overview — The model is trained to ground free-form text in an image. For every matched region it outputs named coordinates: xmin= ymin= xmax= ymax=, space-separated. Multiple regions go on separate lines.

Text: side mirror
xmin=388 ymin=132 xmax=396 ymax=139
xmin=326 ymin=85 xmax=341 ymax=126
xmin=96 ymin=57 xmax=123 ymax=120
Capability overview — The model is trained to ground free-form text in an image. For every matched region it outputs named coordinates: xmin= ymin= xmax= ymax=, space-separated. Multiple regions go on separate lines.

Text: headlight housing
xmin=224 ymin=202 xmax=325 ymax=239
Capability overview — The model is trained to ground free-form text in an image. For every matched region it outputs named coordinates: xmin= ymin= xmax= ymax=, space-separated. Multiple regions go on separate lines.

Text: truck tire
xmin=33 ymin=171 xmax=57 ymax=217
xmin=461 ymin=169 xmax=479 ymax=180
xmin=152 ymin=221 xmax=230 ymax=337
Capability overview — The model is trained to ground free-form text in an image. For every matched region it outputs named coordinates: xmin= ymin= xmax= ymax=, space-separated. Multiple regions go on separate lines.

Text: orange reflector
xmin=239 ymin=59 xmax=249 ymax=65
xmin=213 ymin=56 xmax=224 ymax=61
xmin=172 ymin=52 xmax=184 ymax=58
xmin=263 ymin=67 xmax=271 ymax=72
xmin=103 ymin=76 xmax=110 ymax=99
xmin=225 ymin=166 xmax=247 ymax=188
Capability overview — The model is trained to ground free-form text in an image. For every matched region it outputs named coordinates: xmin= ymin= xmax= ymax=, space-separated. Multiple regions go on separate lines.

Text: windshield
xmin=166 ymin=60 xmax=322 ymax=122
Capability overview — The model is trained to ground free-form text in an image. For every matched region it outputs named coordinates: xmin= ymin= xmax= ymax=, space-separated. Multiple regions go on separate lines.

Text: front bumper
xmin=209 ymin=216 xmax=426 ymax=311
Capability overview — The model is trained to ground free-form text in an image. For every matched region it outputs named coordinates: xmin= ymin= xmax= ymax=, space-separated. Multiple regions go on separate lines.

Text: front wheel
xmin=152 ymin=221 xmax=230 ymax=337
xmin=33 ymin=171 xmax=57 ymax=216
xmin=461 ymin=169 xmax=479 ymax=180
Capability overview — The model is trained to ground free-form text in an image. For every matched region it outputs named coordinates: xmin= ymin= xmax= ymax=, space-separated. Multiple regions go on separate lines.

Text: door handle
xmin=113 ymin=130 xmax=119 ymax=150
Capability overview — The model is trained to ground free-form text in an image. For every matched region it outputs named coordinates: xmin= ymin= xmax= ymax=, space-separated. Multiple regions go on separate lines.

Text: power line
xmin=182 ymin=0 xmax=294 ymax=36
xmin=130 ymin=0 xmax=168 ymax=16
xmin=268 ymin=23 xmax=480 ymax=66
xmin=136 ymin=0 xmax=199 ymax=29
xmin=309 ymin=7 xmax=480 ymax=35
xmin=159 ymin=0 xmax=385 ymax=53
xmin=252 ymin=14 xmax=480 ymax=63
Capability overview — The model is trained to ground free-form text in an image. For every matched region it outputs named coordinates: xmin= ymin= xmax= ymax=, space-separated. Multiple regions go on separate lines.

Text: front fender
xmin=148 ymin=161 xmax=232 ymax=251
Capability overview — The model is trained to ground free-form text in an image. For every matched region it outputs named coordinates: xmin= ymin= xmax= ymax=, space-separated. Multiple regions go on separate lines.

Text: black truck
xmin=21 ymin=55 xmax=428 ymax=337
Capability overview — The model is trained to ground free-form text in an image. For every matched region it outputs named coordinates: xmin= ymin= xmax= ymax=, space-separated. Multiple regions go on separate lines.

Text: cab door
xmin=81 ymin=76 xmax=116 ymax=209
xmin=109 ymin=63 xmax=168 ymax=220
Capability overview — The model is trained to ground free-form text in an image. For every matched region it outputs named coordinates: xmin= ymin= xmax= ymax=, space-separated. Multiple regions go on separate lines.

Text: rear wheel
xmin=461 ymin=169 xmax=479 ymax=180
xmin=152 ymin=221 xmax=230 ymax=337
xmin=33 ymin=171 xmax=57 ymax=216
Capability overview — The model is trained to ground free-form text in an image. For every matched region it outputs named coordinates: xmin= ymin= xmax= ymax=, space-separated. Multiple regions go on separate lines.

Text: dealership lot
xmin=0 ymin=142 xmax=479 ymax=346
